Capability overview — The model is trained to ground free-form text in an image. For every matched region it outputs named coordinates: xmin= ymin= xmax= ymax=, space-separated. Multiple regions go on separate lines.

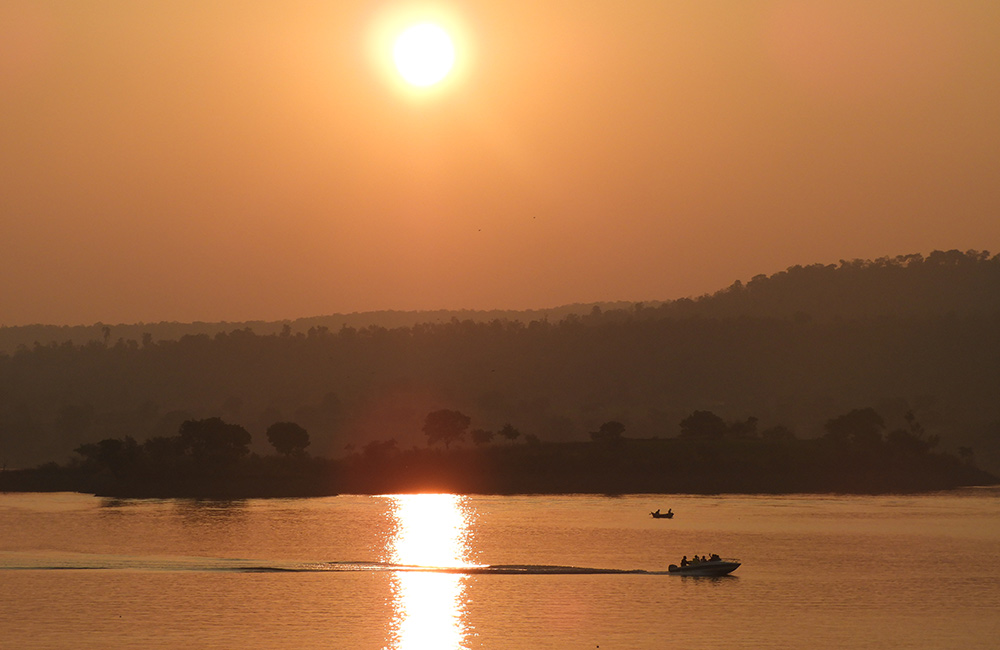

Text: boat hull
xmin=667 ymin=560 xmax=740 ymax=576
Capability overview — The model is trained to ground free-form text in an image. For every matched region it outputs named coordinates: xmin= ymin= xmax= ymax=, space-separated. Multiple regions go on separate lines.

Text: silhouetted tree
xmin=74 ymin=436 xmax=139 ymax=476
xmin=266 ymin=421 xmax=311 ymax=456
xmin=679 ymin=411 xmax=728 ymax=439
xmin=470 ymin=428 xmax=494 ymax=446
xmin=498 ymin=423 xmax=521 ymax=443
xmin=142 ymin=435 xmax=183 ymax=462
xmin=422 ymin=409 xmax=471 ymax=448
xmin=363 ymin=438 xmax=398 ymax=460
xmin=590 ymin=420 xmax=625 ymax=443
xmin=886 ymin=410 xmax=938 ymax=455
xmin=730 ymin=416 xmax=759 ymax=438
xmin=824 ymin=408 xmax=885 ymax=447
xmin=178 ymin=417 xmax=251 ymax=464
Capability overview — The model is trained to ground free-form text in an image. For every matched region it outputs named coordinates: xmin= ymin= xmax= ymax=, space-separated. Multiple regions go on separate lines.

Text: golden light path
xmin=383 ymin=494 xmax=478 ymax=650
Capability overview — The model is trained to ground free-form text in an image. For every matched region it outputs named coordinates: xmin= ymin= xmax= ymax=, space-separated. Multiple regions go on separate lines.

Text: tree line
xmin=1 ymin=249 xmax=998 ymax=475
xmin=2 ymin=404 xmax=991 ymax=497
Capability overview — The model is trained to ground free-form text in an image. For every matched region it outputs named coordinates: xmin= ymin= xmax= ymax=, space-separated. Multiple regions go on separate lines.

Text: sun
xmin=393 ymin=22 xmax=455 ymax=87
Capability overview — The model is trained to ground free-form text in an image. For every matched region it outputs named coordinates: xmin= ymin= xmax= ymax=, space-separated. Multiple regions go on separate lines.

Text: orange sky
xmin=3 ymin=1 xmax=999 ymax=326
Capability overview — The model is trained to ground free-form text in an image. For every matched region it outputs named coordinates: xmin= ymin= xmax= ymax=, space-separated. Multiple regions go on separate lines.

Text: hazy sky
xmin=3 ymin=1 xmax=999 ymax=326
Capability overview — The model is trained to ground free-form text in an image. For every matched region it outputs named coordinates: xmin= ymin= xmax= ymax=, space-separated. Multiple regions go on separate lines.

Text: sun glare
xmin=393 ymin=22 xmax=455 ymax=87
xmin=388 ymin=493 xmax=472 ymax=568
xmin=383 ymin=494 xmax=476 ymax=649
xmin=367 ymin=5 xmax=470 ymax=95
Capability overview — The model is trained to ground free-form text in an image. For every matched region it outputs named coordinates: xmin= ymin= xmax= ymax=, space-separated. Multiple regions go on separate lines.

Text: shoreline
xmin=4 ymin=438 xmax=995 ymax=500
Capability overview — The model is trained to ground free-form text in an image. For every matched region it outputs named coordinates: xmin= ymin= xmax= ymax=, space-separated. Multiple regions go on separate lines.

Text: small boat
xmin=667 ymin=558 xmax=740 ymax=576
xmin=650 ymin=509 xmax=673 ymax=519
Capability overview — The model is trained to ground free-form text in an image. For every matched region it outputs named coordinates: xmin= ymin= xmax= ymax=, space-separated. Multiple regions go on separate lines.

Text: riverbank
xmin=2 ymin=439 xmax=995 ymax=498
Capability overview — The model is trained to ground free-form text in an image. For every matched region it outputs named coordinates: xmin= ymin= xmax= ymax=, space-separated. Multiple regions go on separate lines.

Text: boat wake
xmin=281 ymin=561 xmax=668 ymax=575
xmin=0 ymin=552 xmax=671 ymax=575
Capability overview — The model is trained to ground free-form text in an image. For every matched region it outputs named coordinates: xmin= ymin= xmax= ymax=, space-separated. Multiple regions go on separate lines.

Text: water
xmin=2 ymin=490 xmax=999 ymax=648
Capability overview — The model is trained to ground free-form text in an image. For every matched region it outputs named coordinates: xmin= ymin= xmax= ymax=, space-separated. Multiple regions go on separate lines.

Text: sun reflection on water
xmin=382 ymin=494 xmax=476 ymax=650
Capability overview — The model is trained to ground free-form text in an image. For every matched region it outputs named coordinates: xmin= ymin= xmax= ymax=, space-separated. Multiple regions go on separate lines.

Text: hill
xmin=1 ymin=249 xmax=998 ymax=478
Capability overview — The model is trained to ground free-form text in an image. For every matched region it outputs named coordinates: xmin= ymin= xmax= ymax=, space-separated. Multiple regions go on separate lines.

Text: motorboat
xmin=667 ymin=558 xmax=740 ymax=576
xmin=650 ymin=509 xmax=673 ymax=519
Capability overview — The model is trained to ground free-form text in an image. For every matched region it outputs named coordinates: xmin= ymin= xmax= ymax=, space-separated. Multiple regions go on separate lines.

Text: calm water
xmin=2 ymin=489 xmax=999 ymax=649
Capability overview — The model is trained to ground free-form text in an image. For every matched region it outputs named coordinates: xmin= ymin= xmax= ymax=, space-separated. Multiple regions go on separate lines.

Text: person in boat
xmin=692 ymin=554 xmax=701 ymax=563
xmin=710 ymin=553 xmax=720 ymax=561
xmin=653 ymin=509 xmax=660 ymax=516
xmin=680 ymin=555 xmax=689 ymax=567
xmin=666 ymin=508 xmax=672 ymax=516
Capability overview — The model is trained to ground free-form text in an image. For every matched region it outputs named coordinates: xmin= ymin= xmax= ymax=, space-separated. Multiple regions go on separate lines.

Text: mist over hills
xmin=0 ymin=303 xmax=641 ymax=355
xmin=2 ymin=249 xmax=998 ymax=475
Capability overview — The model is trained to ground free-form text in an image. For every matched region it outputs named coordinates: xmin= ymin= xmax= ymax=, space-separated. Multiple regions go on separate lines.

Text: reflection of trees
xmin=174 ymin=499 xmax=249 ymax=527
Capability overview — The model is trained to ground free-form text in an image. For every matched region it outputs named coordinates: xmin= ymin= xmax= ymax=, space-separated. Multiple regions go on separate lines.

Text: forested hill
xmin=3 ymin=249 xmax=996 ymax=354
xmin=1 ymin=249 xmax=998 ymax=476
xmin=645 ymin=249 xmax=1000 ymax=322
